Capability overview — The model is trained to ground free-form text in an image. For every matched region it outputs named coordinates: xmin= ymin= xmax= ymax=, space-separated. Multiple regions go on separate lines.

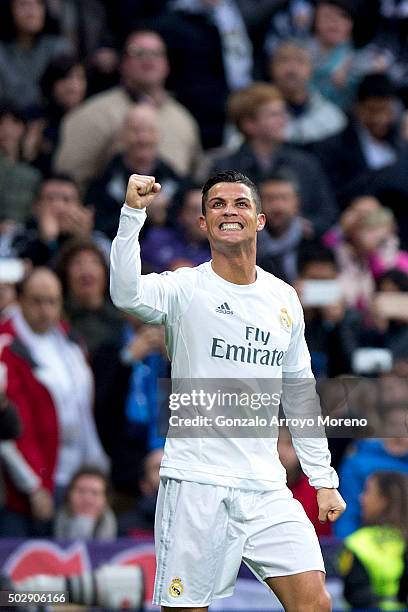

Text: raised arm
xmin=110 ymin=174 xmax=194 ymax=324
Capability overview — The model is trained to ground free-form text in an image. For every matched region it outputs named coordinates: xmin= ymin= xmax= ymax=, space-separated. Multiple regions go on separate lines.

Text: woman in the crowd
xmin=0 ymin=0 xmax=72 ymax=109
xmin=25 ymin=54 xmax=87 ymax=174
xmin=0 ymin=100 xmax=41 ymax=224
xmin=339 ymin=471 xmax=408 ymax=610
xmin=57 ymin=238 xmax=125 ymax=359
xmin=307 ymin=0 xmax=361 ymax=109
xmin=324 ymin=196 xmax=408 ymax=311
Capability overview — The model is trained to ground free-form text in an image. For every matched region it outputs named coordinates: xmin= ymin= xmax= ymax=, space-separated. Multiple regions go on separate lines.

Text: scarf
xmin=257 ymin=217 xmax=304 ymax=283
xmin=54 ymin=506 xmax=117 ymax=540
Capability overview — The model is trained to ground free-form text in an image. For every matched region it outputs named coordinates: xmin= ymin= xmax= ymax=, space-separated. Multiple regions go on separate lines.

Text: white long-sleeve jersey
xmin=110 ymin=205 xmax=338 ymax=491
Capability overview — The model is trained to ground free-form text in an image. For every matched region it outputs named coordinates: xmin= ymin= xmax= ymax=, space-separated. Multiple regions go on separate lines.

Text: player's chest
xmin=181 ymin=289 xmax=293 ymax=353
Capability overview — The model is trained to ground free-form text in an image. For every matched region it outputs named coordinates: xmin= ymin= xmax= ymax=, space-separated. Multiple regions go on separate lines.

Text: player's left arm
xmin=281 ymin=288 xmax=346 ymax=522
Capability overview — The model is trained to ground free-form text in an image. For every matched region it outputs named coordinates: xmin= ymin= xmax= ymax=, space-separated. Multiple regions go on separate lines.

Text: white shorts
xmin=153 ymin=478 xmax=325 ymax=607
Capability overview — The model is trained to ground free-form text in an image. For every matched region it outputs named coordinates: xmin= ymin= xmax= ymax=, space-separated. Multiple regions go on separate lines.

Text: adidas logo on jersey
xmin=215 ymin=302 xmax=233 ymax=315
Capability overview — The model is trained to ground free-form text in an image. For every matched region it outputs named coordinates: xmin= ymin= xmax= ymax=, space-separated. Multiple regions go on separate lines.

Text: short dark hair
xmin=40 ymin=54 xmax=83 ymax=100
xmin=56 ymin=238 xmax=108 ymax=297
xmin=66 ymin=466 xmax=110 ymax=503
xmin=377 ymin=269 xmax=408 ymax=292
xmin=34 ymin=173 xmax=81 ymax=204
xmin=123 ymin=29 xmax=166 ymax=55
xmin=297 ymin=241 xmax=337 ymax=276
xmin=201 ymin=171 xmax=262 ymax=215
xmin=357 ymin=73 xmax=395 ymax=103
xmin=0 ymin=99 xmax=25 ymax=123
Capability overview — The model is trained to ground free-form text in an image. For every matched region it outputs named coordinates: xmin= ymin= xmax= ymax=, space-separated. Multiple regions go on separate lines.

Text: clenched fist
xmin=317 ymin=488 xmax=346 ymax=523
xmin=125 ymin=174 xmax=161 ymax=209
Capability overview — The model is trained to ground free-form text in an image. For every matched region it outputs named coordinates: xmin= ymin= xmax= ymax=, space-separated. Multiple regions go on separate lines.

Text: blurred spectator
xmin=339 ymin=471 xmax=408 ymax=610
xmin=54 ymin=466 xmax=117 ymax=540
xmin=12 ymin=174 xmax=111 ymax=266
xmin=268 ymin=39 xmax=346 ymax=145
xmin=335 ymin=403 xmax=408 ymax=538
xmin=0 ymin=267 xmax=108 ymax=536
xmin=278 ymin=427 xmax=332 ymax=536
xmin=118 ymin=448 xmax=163 ymax=537
xmin=313 ymin=73 xmax=404 ymax=208
xmin=308 ymin=0 xmax=361 ymax=109
xmin=368 ymin=269 xmax=408 ymax=362
xmin=378 ymin=372 xmax=408 ymax=409
xmin=264 ymin=0 xmax=315 ymax=56
xmin=323 ymin=194 xmax=381 ymax=251
xmin=318 ymin=376 xmax=380 ymax=470
xmin=156 ymin=0 xmax=253 ymax=149
xmin=0 ymin=0 xmax=72 ymax=109
xmin=234 ymin=0 xmax=288 ymax=54
xmin=358 ymin=0 xmax=408 ymax=103
xmin=211 ymin=83 xmax=337 ymax=235
xmin=45 ymin=0 xmax=118 ymax=96
xmin=93 ymin=318 xmax=168 ymax=498
xmin=347 ymin=146 xmax=408 ymax=251
xmin=0 ymin=101 xmax=41 ymax=224
xmin=56 ymin=238 xmax=125 ymax=358
xmin=24 ymin=54 xmax=87 ymax=175
xmin=256 ymin=170 xmax=311 ymax=284
xmin=87 ymin=103 xmax=181 ymax=240
xmin=46 ymin=0 xmax=111 ymax=51
xmin=55 ymin=30 xmax=202 ymax=191
xmin=295 ymin=242 xmax=362 ymax=377
xmin=325 ymin=198 xmax=408 ymax=310
xmin=140 ymin=183 xmax=210 ymax=272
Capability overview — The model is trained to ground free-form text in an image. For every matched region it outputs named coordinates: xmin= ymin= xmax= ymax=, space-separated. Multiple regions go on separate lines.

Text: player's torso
xmin=167 ymin=264 xmax=294 ymax=379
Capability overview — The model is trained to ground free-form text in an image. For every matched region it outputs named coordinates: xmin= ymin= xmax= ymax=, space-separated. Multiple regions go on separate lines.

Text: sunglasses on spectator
xmin=125 ymin=47 xmax=166 ymax=59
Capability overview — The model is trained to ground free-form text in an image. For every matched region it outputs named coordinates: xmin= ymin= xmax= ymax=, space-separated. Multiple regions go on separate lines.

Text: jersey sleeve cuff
xmin=121 ymin=204 xmax=147 ymax=219
xmin=310 ymin=471 xmax=339 ymax=490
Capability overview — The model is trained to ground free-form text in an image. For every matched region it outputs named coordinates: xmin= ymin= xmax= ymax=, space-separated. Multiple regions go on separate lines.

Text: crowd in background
xmin=0 ymin=0 xmax=408 ymax=608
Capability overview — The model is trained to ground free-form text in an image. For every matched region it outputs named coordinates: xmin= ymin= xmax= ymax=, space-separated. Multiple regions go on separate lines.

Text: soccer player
xmin=110 ymin=171 xmax=346 ymax=612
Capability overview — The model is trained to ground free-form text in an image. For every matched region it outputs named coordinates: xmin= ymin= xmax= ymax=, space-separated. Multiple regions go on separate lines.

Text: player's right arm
xmin=110 ymin=174 xmax=193 ymax=324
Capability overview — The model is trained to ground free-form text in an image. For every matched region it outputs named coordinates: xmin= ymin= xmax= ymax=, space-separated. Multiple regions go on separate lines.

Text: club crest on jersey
xmin=280 ymin=308 xmax=292 ymax=331
xmin=169 ymin=577 xmax=184 ymax=598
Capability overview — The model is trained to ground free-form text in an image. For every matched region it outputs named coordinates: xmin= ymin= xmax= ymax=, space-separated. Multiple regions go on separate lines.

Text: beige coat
xmin=54 ymin=87 xmax=202 ymax=191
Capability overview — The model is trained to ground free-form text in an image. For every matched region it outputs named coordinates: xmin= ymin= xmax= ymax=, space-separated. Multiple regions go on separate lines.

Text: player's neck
xmin=211 ymin=249 xmax=257 ymax=285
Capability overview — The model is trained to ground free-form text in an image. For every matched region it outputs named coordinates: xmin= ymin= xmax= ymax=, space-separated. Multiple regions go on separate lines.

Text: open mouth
xmin=219 ymin=222 xmax=244 ymax=231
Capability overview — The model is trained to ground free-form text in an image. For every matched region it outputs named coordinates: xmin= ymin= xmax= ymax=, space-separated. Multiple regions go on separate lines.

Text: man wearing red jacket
xmin=0 ymin=267 xmax=108 ymax=536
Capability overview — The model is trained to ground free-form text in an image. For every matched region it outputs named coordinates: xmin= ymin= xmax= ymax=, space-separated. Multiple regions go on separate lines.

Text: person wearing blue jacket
xmin=335 ymin=403 xmax=408 ymax=538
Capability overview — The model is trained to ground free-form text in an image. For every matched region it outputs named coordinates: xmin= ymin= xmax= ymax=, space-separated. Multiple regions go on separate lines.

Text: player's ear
xmin=256 ymin=213 xmax=266 ymax=231
xmin=199 ymin=215 xmax=208 ymax=232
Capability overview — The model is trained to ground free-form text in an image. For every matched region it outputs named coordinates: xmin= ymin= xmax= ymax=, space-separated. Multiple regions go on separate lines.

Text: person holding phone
xmin=295 ymin=242 xmax=362 ymax=377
